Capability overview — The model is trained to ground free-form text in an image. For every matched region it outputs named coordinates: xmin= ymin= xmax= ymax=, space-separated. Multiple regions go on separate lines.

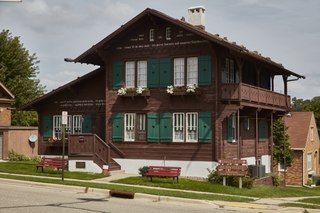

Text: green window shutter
xmin=259 ymin=119 xmax=267 ymax=140
xmin=43 ymin=115 xmax=52 ymax=139
xmin=227 ymin=116 xmax=234 ymax=142
xmin=147 ymin=113 xmax=159 ymax=143
xmin=147 ymin=59 xmax=159 ymax=88
xmin=112 ymin=61 xmax=123 ymax=89
xmin=112 ymin=113 xmax=123 ymax=142
xmin=198 ymin=112 xmax=212 ymax=143
xmin=220 ymin=58 xmax=227 ymax=83
xmin=159 ymin=58 xmax=171 ymax=87
xmin=160 ymin=113 xmax=172 ymax=143
xmin=198 ymin=55 xmax=212 ymax=86
xmin=82 ymin=115 xmax=92 ymax=133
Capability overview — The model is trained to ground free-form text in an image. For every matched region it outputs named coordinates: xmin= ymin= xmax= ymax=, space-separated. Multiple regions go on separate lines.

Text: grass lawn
xmin=0 ymin=173 xmax=253 ymax=203
xmin=112 ymin=176 xmax=320 ymax=198
xmin=0 ymin=161 xmax=106 ymax=180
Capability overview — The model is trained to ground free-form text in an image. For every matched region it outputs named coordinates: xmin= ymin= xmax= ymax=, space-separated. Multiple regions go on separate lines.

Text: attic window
xmin=310 ymin=127 xmax=314 ymax=141
xmin=149 ymin=29 xmax=155 ymax=42
xmin=166 ymin=27 xmax=171 ymax=40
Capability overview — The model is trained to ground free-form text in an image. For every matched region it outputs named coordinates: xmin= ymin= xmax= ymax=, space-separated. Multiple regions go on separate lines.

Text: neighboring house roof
xmin=68 ymin=8 xmax=304 ymax=79
xmin=0 ymin=82 xmax=14 ymax=99
xmin=20 ymin=68 xmax=103 ymax=110
xmin=284 ymin=112 xmax=313 ymax=149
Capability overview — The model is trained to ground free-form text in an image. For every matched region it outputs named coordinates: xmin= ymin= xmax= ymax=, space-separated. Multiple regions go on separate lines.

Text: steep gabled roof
xmin=284 ymin=112 xmax=314 ymax=149
xmin=20 ymin=68 xmax=103 ymax=110
xmin=69 ymin=8 xmax=304 ymax=79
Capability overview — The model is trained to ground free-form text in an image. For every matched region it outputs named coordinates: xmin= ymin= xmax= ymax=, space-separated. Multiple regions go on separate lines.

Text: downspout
xmin=302 ymin=150 xmax=305 ymax=186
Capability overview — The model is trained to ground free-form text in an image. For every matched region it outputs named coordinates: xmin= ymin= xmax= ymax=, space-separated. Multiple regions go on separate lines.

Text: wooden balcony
xmin=221 ymin=83 xmax=290 ymax=110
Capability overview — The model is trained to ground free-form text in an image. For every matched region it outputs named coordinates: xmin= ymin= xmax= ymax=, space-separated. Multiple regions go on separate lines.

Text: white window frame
xmin=187 ymin=57 xmax=198 ymax=86
xmin=124 ymin=113 xmax=135 ymax=142
xmin=307 ymin=152 xmax=312 ymax=171
xmin=278 ymin=163 xmax=285 ymax=172
xmin=186 ymin=113 xmax=198 ymax=142
xmin=310 ymin=127 xmax=314 ymax=141
xmin=173 ymin=113 xmax=184 ymax=142
xmin=73 ymin=115 xmax=83 ymax=134
xmin=174 ymin=58 xmax=185 ymax=86
xmin=125 ymin=61 xmax=135 ymax=88
xmin=166 ymin=27 xmax=171 ymax=40
xmin=53 ymin=115 xmax=62 ymax=139
xmin=137 ymin=60 xmax=147 ymax=88
xmin=149 ymin=29 xmax=155 ymax=42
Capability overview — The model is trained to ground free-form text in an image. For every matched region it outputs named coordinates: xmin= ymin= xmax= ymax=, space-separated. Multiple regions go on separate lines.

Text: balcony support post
xmin=237 ymin=109 xmax=240 ymax=159
xmin=270 ymin=112 xmax=274 ymax=173
xmin=255 ymin=110 xmax=259 ymax=176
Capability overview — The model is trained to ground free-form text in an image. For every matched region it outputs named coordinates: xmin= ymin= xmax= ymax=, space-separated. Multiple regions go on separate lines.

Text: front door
xmin=0 ymin=132 xmax=3 ymax=159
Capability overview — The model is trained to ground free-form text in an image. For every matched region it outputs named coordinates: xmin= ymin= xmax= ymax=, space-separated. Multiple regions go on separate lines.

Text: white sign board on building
xmin=62 ymin=111 xmax=68 ymax=125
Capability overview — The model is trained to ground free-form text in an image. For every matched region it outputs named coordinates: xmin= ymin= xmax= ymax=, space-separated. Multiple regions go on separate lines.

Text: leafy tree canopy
xmin=292 ymin=96 xmax=320 ymax=134
xmin=0 ymin=29 xmax=45 ymax=126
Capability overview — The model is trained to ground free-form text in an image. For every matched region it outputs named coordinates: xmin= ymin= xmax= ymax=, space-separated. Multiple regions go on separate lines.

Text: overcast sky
xmin=0 ymin=0 xmax=319 ymax=99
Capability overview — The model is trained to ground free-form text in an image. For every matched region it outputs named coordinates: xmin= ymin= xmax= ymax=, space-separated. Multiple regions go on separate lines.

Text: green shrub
xmin=8 ymin=150 xmax=40 ymax=162
xmin=138 ymin=166 xmax=149 ymax=176
xmin=207 ymin=169 xmax=254 ymax=189
xmin=269 ymin=173 xmax=282 ymax=187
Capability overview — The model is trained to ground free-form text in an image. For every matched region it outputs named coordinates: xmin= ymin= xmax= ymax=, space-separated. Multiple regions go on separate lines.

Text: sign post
xmin=61 ymin=111 xmax=68 ymax=182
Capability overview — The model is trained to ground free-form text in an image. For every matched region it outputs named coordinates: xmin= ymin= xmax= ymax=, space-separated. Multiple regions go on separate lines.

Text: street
xmin=0 ymin=179 xmax=240 ymax=213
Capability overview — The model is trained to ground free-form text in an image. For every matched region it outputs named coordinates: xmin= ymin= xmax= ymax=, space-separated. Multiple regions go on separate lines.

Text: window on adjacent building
xmin=307 ymin=152 xmax=312 ymax=171
xmin=166 ymin=27 xmax=171 ymax=40
xmin=173 ymin=113 xmax=184 ymax=142
xmin=149 ymin=29 xmax=155 ymax=42
xmin=137 ymin=61 xmax=147 ymax=88
xmin=125 ymin=61 xmax=135 ymax=88
xmin=174 ymin=58 xmax=185 ymax=86
xmin=310 ymin=127 xmax=314 ymax=141
xmin=124 ymin=113 xmax=135 ymax=142
xmin=187 ymin=57 xmax=198 ymax=86
xmin=186 ymin=113 xmax=198 ymax=142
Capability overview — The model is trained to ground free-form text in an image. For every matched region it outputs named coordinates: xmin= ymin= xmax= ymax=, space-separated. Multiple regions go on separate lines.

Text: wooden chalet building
xmin=22 ymin=7 xmax=304 ymax=177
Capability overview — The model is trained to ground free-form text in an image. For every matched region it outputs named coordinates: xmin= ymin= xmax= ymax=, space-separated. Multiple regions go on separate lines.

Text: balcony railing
xmin=221 ymin=83 xmax=290 ymax=109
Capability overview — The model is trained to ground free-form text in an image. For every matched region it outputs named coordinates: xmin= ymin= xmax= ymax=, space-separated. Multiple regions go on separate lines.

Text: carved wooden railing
xmin=221 ymin=83 xmax=290 ymax=109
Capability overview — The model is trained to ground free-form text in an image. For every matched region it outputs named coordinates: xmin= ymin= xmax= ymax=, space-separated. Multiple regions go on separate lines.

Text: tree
xmin=0 ymin=30 xmax=45 ymax=126
xmin=273 ymin=118 xmax=294 ymax=167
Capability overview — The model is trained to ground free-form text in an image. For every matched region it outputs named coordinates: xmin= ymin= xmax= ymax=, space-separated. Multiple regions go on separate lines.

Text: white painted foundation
xmin=68 ymin=160 xmax=102 ymax=173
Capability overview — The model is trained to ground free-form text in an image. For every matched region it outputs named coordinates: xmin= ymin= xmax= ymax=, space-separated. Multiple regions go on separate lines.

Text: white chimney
xmin=187 ymin=6 xmax=205 ymax=30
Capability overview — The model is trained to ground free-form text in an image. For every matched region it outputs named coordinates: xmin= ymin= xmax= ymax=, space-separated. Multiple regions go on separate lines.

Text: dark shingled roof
xmin=284 ymin=112 xmax=313 ymax=149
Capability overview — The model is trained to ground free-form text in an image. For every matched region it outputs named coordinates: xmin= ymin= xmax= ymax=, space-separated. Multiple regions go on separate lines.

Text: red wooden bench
xmin=36 ymin=157 xmax=67 ymax=172
xmin=146 ymin=166 xmax=181 ymax=183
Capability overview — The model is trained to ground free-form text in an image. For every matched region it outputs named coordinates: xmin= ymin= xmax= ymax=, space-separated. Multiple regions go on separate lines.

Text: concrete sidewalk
xmin=0 ymin=171 xmax=320 ymax=212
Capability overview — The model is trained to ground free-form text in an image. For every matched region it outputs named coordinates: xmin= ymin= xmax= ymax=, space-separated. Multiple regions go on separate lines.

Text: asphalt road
xmin=0 ymin=179 xmax=247 ymax=213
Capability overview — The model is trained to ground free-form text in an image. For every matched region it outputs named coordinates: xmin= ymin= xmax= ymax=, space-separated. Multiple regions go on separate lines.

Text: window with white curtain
xmin=187 ymin=57 xmax=198 ymax=86
xmin=53 ymin=115 xmax=83 ymax=138
xmin=125 ymin=61 xmax=135 ymax=88
xmin=125 ymin=113 xmax=135 ymax=141
xmin=173 ymin=113 xmax=184 ymax=142
xmin=137 ymin=61 xmax=147 ymax=88
xmin=186 ymin=113 xmax=198 ymax=142
xmin=174 ymin=58 xmax=185 ymax=86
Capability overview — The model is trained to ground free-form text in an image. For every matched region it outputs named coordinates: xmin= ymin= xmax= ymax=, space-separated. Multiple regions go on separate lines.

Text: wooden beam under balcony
xmin=221 ymin=83 xmax=289 ymax=111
